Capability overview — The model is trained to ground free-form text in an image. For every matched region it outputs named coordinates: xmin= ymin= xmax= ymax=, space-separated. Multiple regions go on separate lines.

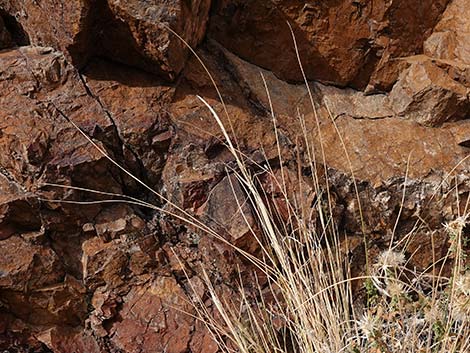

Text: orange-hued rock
xmin=0 ymin=0 xmax=92 ymax=65
xmin=209 ymin=0 xmax=449 ymax=90
xmin=424 ymin=0 xmax=470 ymax=65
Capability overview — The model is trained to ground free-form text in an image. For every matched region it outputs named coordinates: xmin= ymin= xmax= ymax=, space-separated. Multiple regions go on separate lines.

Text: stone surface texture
xmin=1 ymin=0 xmax=470 ymax=352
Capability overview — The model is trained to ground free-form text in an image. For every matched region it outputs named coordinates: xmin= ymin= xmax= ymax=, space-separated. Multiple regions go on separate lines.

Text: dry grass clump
xmin=179 ymin=25 xmax=470 ymax=353
xmin=185 ymin=97 xmax=470 ymax=352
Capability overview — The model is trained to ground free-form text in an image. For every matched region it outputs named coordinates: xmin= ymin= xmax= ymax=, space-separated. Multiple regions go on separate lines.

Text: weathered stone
xmin=424 ymin=0 xmax=470 ymax=65
xmin=2 ymin=1 xmax=470 ymax=351
xmin=0 ymin=47 xmax=121 ymax=191
xmin=99 ymin=0 xmax=212 ymax=79
xmin=449 ymin=120 xmax=470 ymax=148
xmin=0 ymin=0 xmax=211 ymax=79
xmin=200 ymin=174 xmax=258 ymax=251
xmin=389 ymin=57 xmax=470 ymax=126
xmin=109 ymin=277 xmax=194 ymax=353
xmin=0 ymin=235 xmax=63 ymax=291
xmin=81 ymin=236 xmax=128 ymax=289
xmin=0 ymin=0 xmax=91 ymax=66
xmin=36 ymin=327 xmax=101 ymax=353
xmin=209 ymin=0 xmax=449 ymax=90
xmin=81 ymin=58 xmax=175 ymax=186
xmin=0 ymin=176 xmax=40 ymax=240
xmin=217 ymin=41 xmax=394 ymax=119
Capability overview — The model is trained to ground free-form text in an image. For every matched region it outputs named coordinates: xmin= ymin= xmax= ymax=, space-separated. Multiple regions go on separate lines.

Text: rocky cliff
xmin=0 ymin=1 xmax=469 ymax=352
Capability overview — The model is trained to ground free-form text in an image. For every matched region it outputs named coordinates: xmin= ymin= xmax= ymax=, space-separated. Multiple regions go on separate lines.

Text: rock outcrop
xmin=1 ymin=0 xmax=470 ymax=352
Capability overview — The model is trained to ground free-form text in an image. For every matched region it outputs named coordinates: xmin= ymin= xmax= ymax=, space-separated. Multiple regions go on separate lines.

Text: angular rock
xmin=448 ymin=120 xmax=470 ymax=148
xmin=424 ymin=0 xmax=470 ymax=65
xmin=81 ymin=58 xmax=175 ymax=186
xmin=0 ymin=46 xmax=120 ymax=191
xmin=36 ymin=327 xmax=101 ymax=353
xmin=220 ymin=44 xmax=394 ymax=119
xmin=209 ymin=0 xmax=449 ymax=89
xmin=200 ymin=174 xmax=258 ymax=251
xmin=217 ymin=44 xmax=309 ymax=117
xmin=2 ymin=2 xmax=470 ymax=351
xmin=389 ymin=56 xmax=470 ymax=126
xmin=109 ymin=277 xmax=194 ymax=353
xmin=0 ymin=176 xmax=40 ymax=240
xmin=0 ymin=0 xmax=91 ymax=66
xmin=1 ymin=275 xmax=87 ymax=327
xmin=0 ymin=235 xmax=63 ymax=291
xmin=98 ymin=0 xmax=212 ymax=79
xmin=81 ymin=236 xmax=128 ymax=290
xmin=0 ymin=0 xmax=211 ymax=79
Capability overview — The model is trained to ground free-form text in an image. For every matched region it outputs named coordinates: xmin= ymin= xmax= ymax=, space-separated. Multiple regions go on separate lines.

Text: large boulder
xmin=389 ymin=56 xmax=470 ymax=126
xmin=208 ymin=0 xmax=449 ymax=90
xmin=0 ymin=0 xmax=91 ymax=65
xmin=389 ymin=0 xmax=470 ymax=126
xmin=0 ymin=0 xmax=212 ymax=79
xmin=100 ymin=0 xmax=212 ymax=79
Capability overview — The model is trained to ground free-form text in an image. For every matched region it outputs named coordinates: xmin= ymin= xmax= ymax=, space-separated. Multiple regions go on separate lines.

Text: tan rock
xmin=424 ymin=0 xmax=470 ymax=65
xmin=389 ymin=57 xmax=470 ymax=126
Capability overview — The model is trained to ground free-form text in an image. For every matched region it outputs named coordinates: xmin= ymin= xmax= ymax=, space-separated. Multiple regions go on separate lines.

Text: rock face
xmin=209 ymin=0 xmax=450 ymax=90
xmin=0 ymin=0 xmax=212 ymax=78
xmin=100 ymin=0 xmax=212 ymax=79
xmin=1 ymin=0 xmax=470 ymax=352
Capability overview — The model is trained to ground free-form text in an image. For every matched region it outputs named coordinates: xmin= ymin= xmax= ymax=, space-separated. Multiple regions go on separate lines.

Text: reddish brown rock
xmin=424 ymin=0 xmax=470 ymax=65
xmin=389 ymin=56 xmax=470 ymax=126
xmin=2 ymin=1 xmax=470 ymax=351
xmin=200 ymin=174 xmax=258 ymax=252
xmin=109 ymin=277 xmax=194 ymax=353
xmin=0 ymin=0 xmax=211 ymax=79
xmin=0 ymin=176 xmax=40 ymax=240
xmin=81 ymin=58 xmax=175 ymax=185
xmin=81 ymin=236 xmax=128 ymax=290
xmin=36 ymin=327 xmax=101 ymax=353
xmin=101 ymin=0 xmax=212 ymax=80
xmin=0 ymin=0 xmax=91 ymax=65
xmin=209 ymin=0 xmax=449 ymax=90
xmin=0 ymin=46 xmax=120 ymax=191
xmin=0 ymin=235 xmax=63 ymax=291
